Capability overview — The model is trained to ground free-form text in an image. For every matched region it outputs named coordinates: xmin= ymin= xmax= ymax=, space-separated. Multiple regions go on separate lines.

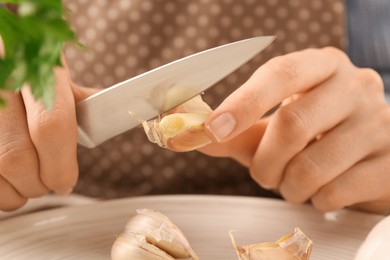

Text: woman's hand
xmin=201 ymin=47 xmax=390 ymax=214
xmin=0 ymin=65 xmax=95 ymax=211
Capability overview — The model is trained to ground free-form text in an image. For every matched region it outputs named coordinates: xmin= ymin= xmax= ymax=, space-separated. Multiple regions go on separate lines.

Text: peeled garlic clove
xmin=230 ymin=228 xmax=313 ymax=260
xmin=111 ymin=209 xmax=199 ymax=260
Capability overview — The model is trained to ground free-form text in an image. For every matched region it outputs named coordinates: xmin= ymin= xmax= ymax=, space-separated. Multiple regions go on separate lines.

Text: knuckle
xmin=312 ymin=185 xmax=343 ymax=212
xmin=364 ymin=99 xmax=390 ymax=140
xmin=30 ymin=108 xmax=76 ymax=143
xmin=0 ymin=139 xmax=48 ymax=198
xmin=380 ymin=107 xmax=390 ymax=131
xmin=266 ymin=55 xmax=300 ymax=85
xmin=274 ymin=106 xmax=311 ymax=143
xmin=280 ymin=192 xmax=296 ymax=204
xmin=249 ymin=164 xmax=275 ymax=189
xmin=281 ymin=192 xmax=306 ymax=205
xmin=0 ymin=183 xmax=28 ymax=211
xmin=356 ymin=68 xmax=384 ymax=93
xmin=285 ymin=153 xmax=322 ymax=188
xmin=246 ymin=94 xmax=264 ymax=117
xmin=28 ymin=188 xmax=49 ymax=198
xmin=0 ymin=140 xmax=38 ymax=179
xmin=42 ymin=167 xmax=78 ymax=191
xmin=0 ymin=198 xmax=27 ymax=212
xmin=322 ymin=46 xmax=349 ymax=62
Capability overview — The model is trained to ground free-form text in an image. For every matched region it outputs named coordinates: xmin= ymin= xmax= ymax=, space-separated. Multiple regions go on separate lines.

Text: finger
xmin=249 ymin=69 xmax=356 ymax=189
xmin=199 ymin=120 xmax=268 ymax=167
xmin=311 ymin=154 xmax=390 ymax=213
xmin=280 ymin=113 xmax=387 ymax=204
xmin=351 ymin=201 xmax=390 ymax=215
xmin=254 ymin=67 xmax=386 ymax=192
xmin=21 ymin=68 xmax=78 ymax=194
xmin=0 ymin=175 xmax=27 ymax=211
xmin=0 ymin=91 xmax=48 ymax=198
xmin=205 ymin=47 xmax=345 ymax=142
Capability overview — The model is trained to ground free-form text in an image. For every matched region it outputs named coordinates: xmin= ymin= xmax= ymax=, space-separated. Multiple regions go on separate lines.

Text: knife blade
xmin=76 ymin=36 xmax=275 ymax=148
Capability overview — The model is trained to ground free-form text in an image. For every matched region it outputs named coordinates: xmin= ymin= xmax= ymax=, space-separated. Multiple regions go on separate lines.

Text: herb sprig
xmin=0 ymin=0 xmax=77 ymax=107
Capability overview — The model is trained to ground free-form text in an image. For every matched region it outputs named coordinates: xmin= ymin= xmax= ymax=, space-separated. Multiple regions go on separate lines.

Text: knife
xmin=76 ymin=36 xmax=275 ymax=148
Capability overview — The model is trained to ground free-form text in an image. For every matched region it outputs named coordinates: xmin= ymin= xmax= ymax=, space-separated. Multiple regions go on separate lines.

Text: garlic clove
xmin=230 ymin=228 xmax=313 ymax=260
xmin=111 ymin=209 xmax=199 ymax=260
xmin=111 ymin=233 xmax=175 ymax=260
xmin=158 ymin=112 xmax=211 ymax=152
xmin=135 ymin=95 xmax=213 ymax=152
xmin=125 ymin=209 xmax=199 ymax=259
xmin=167 ymin=95 xmax=213 ymax=114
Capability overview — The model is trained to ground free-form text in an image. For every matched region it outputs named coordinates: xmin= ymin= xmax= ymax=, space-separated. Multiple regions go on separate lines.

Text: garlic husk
xmin=230 ymin=228 xmax=313 ymax=260
xmin=111 ymin=209 xmax=199 ymax=260
xmin=136 ymin=95 xmax=212 ymax=152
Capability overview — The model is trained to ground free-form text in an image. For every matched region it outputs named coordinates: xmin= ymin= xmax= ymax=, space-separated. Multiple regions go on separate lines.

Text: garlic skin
xmin=112 ymin=209 xmax=313 ymax=260
xmin=230 ymin=228 xmax=313 ymax=260
xmin=139 ymin=95 xmax=213 ymax=152
xmin=111 ymin=209 xmax=199 ymax=260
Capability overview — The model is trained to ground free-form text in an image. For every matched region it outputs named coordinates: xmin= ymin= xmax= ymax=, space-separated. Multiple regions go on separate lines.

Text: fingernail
xmin=207 ymin=113 xmax=236 ymax=142
xmin=55 ymin=188 xmax=73 ymax=196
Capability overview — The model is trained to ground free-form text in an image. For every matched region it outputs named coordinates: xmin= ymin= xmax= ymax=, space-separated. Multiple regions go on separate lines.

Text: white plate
xmin=0 ymin=195 xmax=384 ymax=260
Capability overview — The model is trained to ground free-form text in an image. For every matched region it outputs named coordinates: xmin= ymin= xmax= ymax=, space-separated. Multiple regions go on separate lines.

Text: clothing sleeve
xmin=345 ymin=0 xmax=390 ymax=102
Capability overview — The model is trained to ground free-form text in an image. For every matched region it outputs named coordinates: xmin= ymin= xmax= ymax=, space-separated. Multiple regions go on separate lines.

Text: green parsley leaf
xmin=0 ymin=1 xmax=21 ymax=4
xmin=0 ymin=0 xmax=77 ymax=108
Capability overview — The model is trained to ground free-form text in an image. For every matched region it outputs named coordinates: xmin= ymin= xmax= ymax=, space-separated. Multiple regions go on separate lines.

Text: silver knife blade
xmin=76 ymin=36 xmax=275 ymax=148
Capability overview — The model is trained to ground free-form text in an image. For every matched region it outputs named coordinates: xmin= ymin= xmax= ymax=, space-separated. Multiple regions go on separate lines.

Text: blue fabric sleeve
xmin=345 ymin=0 xmax=390 ymax=99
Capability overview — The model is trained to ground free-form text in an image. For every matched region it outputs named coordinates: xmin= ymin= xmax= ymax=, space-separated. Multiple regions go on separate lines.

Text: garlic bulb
xmin=111 ymin=209 xmax=199 ymax=260
xmin=137 ymin=95 xmax=213 ymax=152
xmin=230 ymin=228 xmax=313 ymax=260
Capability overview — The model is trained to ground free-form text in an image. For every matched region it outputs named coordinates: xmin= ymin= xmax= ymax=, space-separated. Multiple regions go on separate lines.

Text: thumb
xmin=199 ymin=119 xmax=269 ymax=167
